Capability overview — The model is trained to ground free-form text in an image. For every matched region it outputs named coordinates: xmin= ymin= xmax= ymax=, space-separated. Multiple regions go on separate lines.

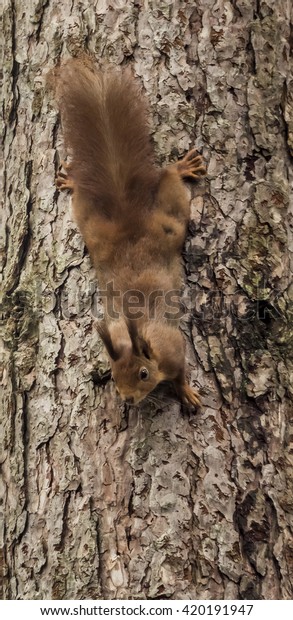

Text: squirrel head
xmin=97 ymin=319 xmax=164 ymax=404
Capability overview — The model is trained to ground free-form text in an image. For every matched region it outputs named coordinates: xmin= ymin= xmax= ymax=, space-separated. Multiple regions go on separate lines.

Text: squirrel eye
xmin=139 ymin=367 xmax=149 ymax=381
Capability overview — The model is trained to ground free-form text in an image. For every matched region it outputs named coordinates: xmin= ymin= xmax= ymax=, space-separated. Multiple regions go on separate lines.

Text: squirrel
xmin=52 ymin=57 xmax=206 ymax=407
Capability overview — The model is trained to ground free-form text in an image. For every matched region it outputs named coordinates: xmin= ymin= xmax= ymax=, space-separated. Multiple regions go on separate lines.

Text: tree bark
xmin=1 ymin=0 xmax=292 ymax=601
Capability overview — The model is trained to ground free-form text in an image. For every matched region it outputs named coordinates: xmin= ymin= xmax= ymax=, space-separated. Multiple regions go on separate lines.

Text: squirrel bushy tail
xmin=52 ymin=58 xmax=160 ymax=218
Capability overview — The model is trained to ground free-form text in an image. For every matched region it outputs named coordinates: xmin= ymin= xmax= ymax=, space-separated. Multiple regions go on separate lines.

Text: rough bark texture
xmin=1 ymin=0 xmax=293 ymax=601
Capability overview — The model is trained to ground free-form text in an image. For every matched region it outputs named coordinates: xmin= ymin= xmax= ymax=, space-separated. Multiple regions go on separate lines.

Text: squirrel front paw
xmin=177 ymin=148 xmax=206 ymax=180
xmin=180 ymin=382 xmax=201 ymax=408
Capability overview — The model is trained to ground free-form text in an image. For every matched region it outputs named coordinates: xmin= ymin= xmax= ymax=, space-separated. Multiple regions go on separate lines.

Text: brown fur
xmin=52 ymin=57 xmax=206 ymax=407
xmin=52 ymin=58 xmax=160 ymax=218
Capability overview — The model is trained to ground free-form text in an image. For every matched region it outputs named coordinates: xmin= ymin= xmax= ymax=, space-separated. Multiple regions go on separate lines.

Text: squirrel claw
xmin=55 ymin=166 xmax=74 ymax=191
xmin=181 ymin=383 xmax=201 ymax=408
xmin=60 ymin=159 xmax=72 ymax=172
xmin=177 ymin=148 xmax=206 ymax=180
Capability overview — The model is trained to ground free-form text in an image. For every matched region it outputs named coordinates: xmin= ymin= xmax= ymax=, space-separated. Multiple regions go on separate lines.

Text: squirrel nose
xmin=125 ymin=396 xmax=134 ymax=404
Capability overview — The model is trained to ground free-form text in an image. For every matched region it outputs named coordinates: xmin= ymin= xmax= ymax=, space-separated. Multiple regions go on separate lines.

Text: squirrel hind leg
xmin=56 ymin=166 xmax=74 ymax=192
xmin=177 ymin=148 xmax=206 ymax=181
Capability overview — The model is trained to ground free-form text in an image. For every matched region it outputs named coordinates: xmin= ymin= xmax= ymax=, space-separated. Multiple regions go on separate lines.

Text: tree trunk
xmin=1 ymin=0 xmax=292 ymax=601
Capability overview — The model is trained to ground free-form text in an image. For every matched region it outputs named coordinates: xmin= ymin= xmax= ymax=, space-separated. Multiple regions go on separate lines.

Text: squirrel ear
xmin=126 ymin=318 xmax=141 ymax=356
xmin=141 ymin=340 xmax=152 ymax=360
xmin=126 ymin=319 xmax=152 ymax=359
xmin=97 ymin=320 xmax=120 ymax=361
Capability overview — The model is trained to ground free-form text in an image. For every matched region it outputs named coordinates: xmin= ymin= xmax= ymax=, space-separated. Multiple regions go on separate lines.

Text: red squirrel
xmin=52 ymin=57 xmax=206 ymax=407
